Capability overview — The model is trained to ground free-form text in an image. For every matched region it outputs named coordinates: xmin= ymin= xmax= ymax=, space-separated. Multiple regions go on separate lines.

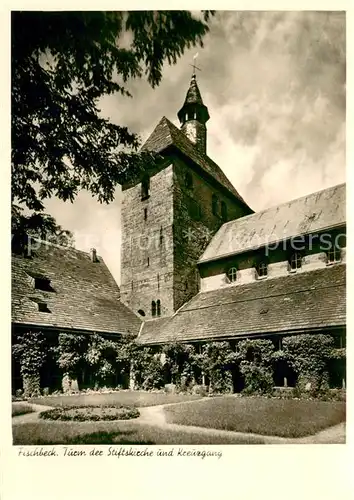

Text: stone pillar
xmin=129 ymin=361 xmax=136 ymax=390
xmin=62 ymin=374 xmax=79 ymax=393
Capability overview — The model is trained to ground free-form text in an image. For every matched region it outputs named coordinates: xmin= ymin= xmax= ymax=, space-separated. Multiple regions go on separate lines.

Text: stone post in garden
xmin=62 ymin=374 xmax=79 ymax=393
xmin=129 ymin=361 xmax=136 ymax=390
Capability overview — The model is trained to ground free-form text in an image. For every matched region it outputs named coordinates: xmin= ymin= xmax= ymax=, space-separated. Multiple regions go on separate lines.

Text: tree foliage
xmin=11 ymin=11 xmax=214 ymax=235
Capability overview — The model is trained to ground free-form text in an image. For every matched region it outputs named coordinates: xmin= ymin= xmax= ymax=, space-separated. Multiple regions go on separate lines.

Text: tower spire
xmin=177 ymin=66 xmax=210 ymax=155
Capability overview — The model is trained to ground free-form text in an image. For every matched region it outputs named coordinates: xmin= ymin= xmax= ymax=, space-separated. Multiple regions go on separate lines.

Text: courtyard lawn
xmin=164 ymin=396 xmax=346 ymax=438
xmin=12 ymin=420 xmax=265 ymax=445
xmin=29 ymin=391 xmax=202 ymax=408
xmin=12 ymin=403 xmax=34 ymax=417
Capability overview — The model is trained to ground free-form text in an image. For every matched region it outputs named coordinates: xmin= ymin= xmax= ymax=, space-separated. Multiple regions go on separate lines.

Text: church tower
xmin=177 ymin=73 xmax=210 ymax=154
xmin=120 ymin=75 xmax=252 ymax=320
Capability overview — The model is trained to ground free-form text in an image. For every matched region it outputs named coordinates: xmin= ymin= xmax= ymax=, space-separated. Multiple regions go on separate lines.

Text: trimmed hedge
xmin=39 ymin=405 xmax=140 ymax=422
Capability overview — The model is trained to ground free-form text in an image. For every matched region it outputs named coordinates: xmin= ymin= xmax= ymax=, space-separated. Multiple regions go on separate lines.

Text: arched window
xmin=137 ymin=309 xmax=145 ymax=317
xmin=256 ymin=262 xmax=268 ymax=278
xmin=289 ymin=252 xmax=302 ymax=271
xmin=152 ymin=301 xmax=156 ymax=317
xmin=227 ymin=267 xmax=237 ymax=283
xmin=141 ymin=176 xmax=150 ymax=200
xmin=157 ymin=300 xmax=161 ymax=317
xmin=185 ymin=172 xmax=193 ymax=189
xmin=327 ymin=243 xmax=341 ymax=264
xmin=212 ymin=194 xmax=219 ymax=216
xmin=221 ymin=201 xmax=227 ymax=221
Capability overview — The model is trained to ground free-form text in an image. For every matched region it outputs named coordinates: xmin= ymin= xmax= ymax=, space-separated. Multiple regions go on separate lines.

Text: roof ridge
xmin=220 ymin=182 xmax=346 ymax=229
xmin=28 ymin=237 xmax=92 ymax=256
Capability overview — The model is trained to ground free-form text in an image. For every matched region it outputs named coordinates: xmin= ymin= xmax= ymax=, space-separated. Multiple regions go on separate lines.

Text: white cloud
xmin=43 ymin=11 xmax=345 ymax=285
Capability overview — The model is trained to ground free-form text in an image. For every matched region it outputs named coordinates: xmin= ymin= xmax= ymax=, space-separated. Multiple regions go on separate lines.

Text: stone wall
xmin=172 ymin=156 xmax=249 ymax=310
xmin=199 ymin=226 xmax=346 ymax=292
xmin=120 ymin=164 xmax=175 ymax=318
xmin=120 ymin=154 xmax=249 ymax=317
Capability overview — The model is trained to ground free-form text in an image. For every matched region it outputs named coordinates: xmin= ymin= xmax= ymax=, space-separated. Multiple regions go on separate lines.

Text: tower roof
xmin=182 ymin=74 xmax=204 ymax=106
xmin=142 ymin=116 xmax=250 ymax=208
xmin=177 ymin=75 xmax=210 ymax=123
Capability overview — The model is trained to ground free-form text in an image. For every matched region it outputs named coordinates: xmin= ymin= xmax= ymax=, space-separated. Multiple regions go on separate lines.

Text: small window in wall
xmin=221 ymin=201 xmax=227 ymax=221
xmin=159 ymin=227 xmax=163 ymax=246
xmin=141 ymin=176 xmax=150 ymax=200
xmin=256 ymin=262 xmax=268 ymax=278
xmin=157 ymin=299 xmax=161 ymax=317
xmin=138 ymin=309 xmax=146 ymax=317
xmin=144 ymin=208 xmax=148 ymax=221
xmin=227 ymin=267 xmax=237 ymax=283
xmin=289 ymin=252 xmax=302 ymax=271
xmin=152 ymin=301 xmax=156 ymax=317
xmin=185 ymin=172 xmax=193 ymax=189
xmin=147 ymin=257 xmax=150 ymax=267
xmin=212 ymin=194 xmax=219 ymax=216
xmin=327 ymin=244 xmax=341 ymax=264
xmin=188 ymin=198 xmax=201 ymax=220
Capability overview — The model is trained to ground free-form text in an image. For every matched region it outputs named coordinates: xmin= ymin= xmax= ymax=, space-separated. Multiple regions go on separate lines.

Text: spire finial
xmin=189 ymin=52 xmax=201 ymax=78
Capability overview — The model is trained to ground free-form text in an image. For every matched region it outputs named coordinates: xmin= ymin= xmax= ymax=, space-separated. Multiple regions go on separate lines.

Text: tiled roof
xmin=181 ymin=75 xmax=204 ymax=106
xmin=12 ymin=242 xmax=141 ymax=336
xmin=200 ymin=183 xmax=346 ymax=263
xmin=142 ymin=116 xmax=250 ymax=208
xmin=138 ymin=264 xmax=346 ymax=345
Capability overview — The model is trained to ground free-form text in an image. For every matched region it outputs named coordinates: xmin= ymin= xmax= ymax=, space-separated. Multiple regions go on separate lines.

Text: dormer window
xmin=30 ymin=297 xmax=51 ymax=313
xmin=327 ymin=244 xmax=341 ymax=264
xmin=141 ymin=176 xmax=150 ymax=200
xmin=27 ymin=272 xmax=54 ymax=292
xmin=227 ymin=267 xmax=237 ymax=283
xmin=256 ymin=262 xmax=268 ymax=278
xmin=35 ymin=277 xmax=52 ymax=291
xmin=289 ymin=252 xmax=302 ymax=272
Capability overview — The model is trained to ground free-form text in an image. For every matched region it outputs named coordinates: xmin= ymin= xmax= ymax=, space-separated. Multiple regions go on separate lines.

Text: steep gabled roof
xmin=142 ymin=116 xmax=250 ymax=208
xmin=138 ymin=264 xmax=346 ymax=345
xmin=199 ymin=183 xmax=346 ymax=264
xmin=12 ymin=242 xmax=141 ymax=336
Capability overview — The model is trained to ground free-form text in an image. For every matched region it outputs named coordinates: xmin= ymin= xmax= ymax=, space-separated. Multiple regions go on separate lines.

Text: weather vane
xmin=189 ymin=53 xmax=201 ymax=77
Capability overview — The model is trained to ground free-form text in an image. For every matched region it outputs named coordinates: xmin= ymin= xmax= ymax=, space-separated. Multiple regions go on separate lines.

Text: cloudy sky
xmin=43 ymin=10 xmax=346 ymax=284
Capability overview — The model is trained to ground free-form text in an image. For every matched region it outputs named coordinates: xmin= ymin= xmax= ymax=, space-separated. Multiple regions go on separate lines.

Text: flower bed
xmin=39 ymin=405 xmax=140 ymax=422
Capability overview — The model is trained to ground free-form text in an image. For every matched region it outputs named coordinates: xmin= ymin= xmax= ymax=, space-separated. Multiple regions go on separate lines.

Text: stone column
xmin=62 ymin=374 xmax=79 ymax=393
xmin=129 ymin=361 xmax=136 ymax=390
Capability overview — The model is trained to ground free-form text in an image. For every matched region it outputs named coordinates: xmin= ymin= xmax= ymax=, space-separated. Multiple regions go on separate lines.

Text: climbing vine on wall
xmin=281 ymin=334 xmax=335 ymax=396
xmin=237 ymin=338 xmax=275 ymax=395
xmin=200 ymin=342 xmax=236 ymax=394
xmin=12 ymin=331 xmax=48 ymax=397
xmin=55 ymin=333 xmax=88 ymax=388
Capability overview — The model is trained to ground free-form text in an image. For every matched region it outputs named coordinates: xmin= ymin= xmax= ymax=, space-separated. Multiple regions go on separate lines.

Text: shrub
xmin=201 ymin=342 xmax=236 ymax=394
xmin=237 ymin=339 xmax=275 ymax=395
xmin=282 ymin=334 xmax=334 ymax=397
xmin=12 ymin=331 xmax=48 ymax=397
xmin=39 ymin=405 xmax=140 ymax=421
